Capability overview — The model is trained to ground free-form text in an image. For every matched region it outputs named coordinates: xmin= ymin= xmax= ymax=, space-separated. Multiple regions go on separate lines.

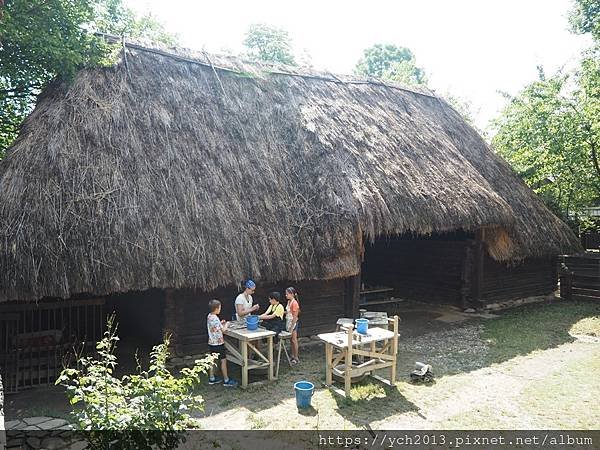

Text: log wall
xmin=169 ymin=278 xmax=350 ymax=356
xmin=481 ymin=255 xmax=558 ymax=303
xmin=362 ymin=234 xmax=558 ymax=307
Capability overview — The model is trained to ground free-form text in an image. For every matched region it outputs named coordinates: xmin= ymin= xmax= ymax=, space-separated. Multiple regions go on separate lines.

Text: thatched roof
xmin=0 ymin=40 xmax=580 ymax=302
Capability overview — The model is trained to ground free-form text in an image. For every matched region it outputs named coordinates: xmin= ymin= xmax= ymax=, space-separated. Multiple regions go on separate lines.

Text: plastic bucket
xmin=294 ymin=381 xmax=314 ymax=408
xmin=355 ymin=318 xmax=369 ymax=335
xmin=246 ymin=315 xmax=259 ymax=331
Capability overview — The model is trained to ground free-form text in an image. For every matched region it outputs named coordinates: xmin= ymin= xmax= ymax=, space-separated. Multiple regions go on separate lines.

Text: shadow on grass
xmin=297 ymin=405 xmax=318 ymax=416
xmin=330 ymin=377 xmax=420 ymax=428
xmin=480 ymin=301 xmax=600 ymax=364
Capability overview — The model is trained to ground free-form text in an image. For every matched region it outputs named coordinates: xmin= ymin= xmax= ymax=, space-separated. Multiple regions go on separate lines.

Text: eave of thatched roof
xmin=0 ymin=40 xmax=581 ymax=302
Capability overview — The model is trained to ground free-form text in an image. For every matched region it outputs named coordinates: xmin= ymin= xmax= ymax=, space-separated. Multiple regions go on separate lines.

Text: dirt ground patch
xmin=4 ymin=299 xmax=600 ymax=431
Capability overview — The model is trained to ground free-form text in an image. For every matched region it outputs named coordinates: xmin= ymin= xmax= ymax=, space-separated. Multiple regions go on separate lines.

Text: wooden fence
xmin=581 ymin=232 xmax=600 ymax=250
xmin=559 ymin=254 xmax=600 ymax=301
xmin=0 ymin=298 xmax=104 ymax=393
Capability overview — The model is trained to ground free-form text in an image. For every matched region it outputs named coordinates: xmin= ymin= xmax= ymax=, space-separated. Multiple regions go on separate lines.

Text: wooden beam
xmin=350 ymin=349 xmax=395 ymax=361
xmin=460 ymin=244 xmax=473 ymax=309
xmin=325 ymin=343 xmax=333 ymax=386
xmin=332 ymin=350 xmax=346 ymax=368
xmin=345 ymin=326 xmax=353 ymax=397
xmin=268 ymin=336 xmax=274 ymax=381
xmin=391 ymin=315 xmax=398 ymax=384
xmin=246 ymin=341 xmax=269 ymax=363
xmin=371 ymin=373 xmax=394 ymax=387
xmin=470 ymin=229 xmax=485 ymax=308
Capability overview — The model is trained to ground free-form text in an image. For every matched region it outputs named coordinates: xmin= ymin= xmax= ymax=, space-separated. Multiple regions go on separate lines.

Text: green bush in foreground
xmin=57 ymin=314 xmax=215 ymax=450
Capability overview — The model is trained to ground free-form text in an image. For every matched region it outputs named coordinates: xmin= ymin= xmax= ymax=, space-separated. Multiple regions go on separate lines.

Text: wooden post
xmin=241 ymin=341 xmax=248 ymax=388
xmin=345 ymin=324 xmax=353 ymax=397
xmin=268 ymin=336 xmax=274 ymax=381
xmin=551 ymin=255 xmax=559 ymax=293
xmin=344 ymin=274 xmax=361 ymax=319
xmin=390 ymin=315 xmax=398 ymax=384
xmin=460 ymin=245 xmax=473 ymax=309
xmin=325 ymin=343 xmax=333 ymax=386
xmin=559 ymin=258 xmax=573 ymax=301
xmin=470 ymin=229 xmax=485 ymax=309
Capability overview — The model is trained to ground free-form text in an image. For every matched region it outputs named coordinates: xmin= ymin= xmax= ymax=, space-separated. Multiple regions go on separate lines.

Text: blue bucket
xmin=246 ymin=315 xmax=259 ymax=331
xmin=294 ymin=381 xmax=314 ymax=408
xmin=355 ymin=318 xmax=369 ymax=335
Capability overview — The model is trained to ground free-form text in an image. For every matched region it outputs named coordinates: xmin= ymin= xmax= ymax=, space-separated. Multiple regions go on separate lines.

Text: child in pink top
xmin=285 ymin=287 xmax=301 ymax=364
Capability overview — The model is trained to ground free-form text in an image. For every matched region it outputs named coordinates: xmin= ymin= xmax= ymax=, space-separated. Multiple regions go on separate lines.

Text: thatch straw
xmin=0 ymin=41 xmax=581 ymax=302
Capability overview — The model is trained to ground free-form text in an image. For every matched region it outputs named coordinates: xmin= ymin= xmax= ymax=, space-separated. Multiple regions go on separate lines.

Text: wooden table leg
xmin=325 ymin=343 xmax=333 ymax=385
xmin=345 ymin=327 xmax=353 ymax=398
xmin=391 ymin=315 xmax=398 ymax=384
xmin=241 ymin=340 xmax=248 ymax=388
xmin=268 ymin=335 xmax=274 ymax=381
xmin=276 ymin=338 xmax=282 ymax=379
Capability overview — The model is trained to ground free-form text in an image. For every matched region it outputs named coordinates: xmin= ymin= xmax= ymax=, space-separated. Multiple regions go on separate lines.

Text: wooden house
xmin=0 ymin=40 xmax=580 ymax=390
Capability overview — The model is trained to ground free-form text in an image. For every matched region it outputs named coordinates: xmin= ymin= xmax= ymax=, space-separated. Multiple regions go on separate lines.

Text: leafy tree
xmin=93 ymin=0 xmax=177 ymax=47
xmin=0 ymin=0 xmax=177 ymax=158
xmin=355 ymin=44 xmax=427 ymax=85
xmin=243 ymin=23 xmax=296 ymax=65
xmin=570 ymin=0 xmax=600 ymax=41
xmin=493 ymin=0 xmax=600 ymax=223
xmin=57 ymin=315 xmax=215 ymax=449
xmin=492 ymin=66 xmax=600 ymax=219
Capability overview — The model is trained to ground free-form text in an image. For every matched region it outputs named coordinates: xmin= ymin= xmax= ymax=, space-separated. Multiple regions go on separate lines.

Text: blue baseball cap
xmin=245 ymin=280 xmax=256 ymax=289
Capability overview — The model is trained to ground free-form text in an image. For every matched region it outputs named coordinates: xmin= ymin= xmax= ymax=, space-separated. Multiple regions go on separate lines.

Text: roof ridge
xmin=96 ymin=32 xmax=441 ymax=99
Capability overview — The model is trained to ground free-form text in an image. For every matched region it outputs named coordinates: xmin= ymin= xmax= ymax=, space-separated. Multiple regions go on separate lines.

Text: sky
xmin=125 ymin=0 xmax=592 ymax=132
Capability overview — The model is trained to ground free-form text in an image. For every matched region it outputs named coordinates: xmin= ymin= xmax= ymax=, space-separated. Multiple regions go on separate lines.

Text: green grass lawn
xmin=482 ymin=300 xmax=600 ymax=364
xmin=520 ymin=347 xmax=600 ymax=428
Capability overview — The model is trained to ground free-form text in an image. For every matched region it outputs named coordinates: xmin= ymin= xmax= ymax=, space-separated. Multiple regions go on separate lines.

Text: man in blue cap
xmin=234 ymin=279 xmax=259 ymax=320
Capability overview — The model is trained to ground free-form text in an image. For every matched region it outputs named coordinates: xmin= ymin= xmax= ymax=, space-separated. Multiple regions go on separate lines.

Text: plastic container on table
xmin=355 ymin=318 xmax=369 ymax=335
xmin=245 ymin=315 xmax=259 ymax=330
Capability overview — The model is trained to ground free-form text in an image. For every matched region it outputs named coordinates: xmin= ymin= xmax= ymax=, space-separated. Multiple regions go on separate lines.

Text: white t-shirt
xmin=234 ymin=293 xmax=253 ymax=319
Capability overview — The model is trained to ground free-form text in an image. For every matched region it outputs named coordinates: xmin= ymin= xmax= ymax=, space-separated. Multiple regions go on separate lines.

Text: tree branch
xmin=0 ymin=83 xmax=44 ymax=96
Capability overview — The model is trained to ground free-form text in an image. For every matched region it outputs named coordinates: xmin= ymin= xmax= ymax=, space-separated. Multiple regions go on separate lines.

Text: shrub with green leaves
xmin=56 ymin=315 xmax=215 ymax=450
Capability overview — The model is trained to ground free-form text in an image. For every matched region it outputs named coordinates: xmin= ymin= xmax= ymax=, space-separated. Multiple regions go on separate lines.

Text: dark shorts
xmin=208 ymin=344 xmax=227 ymax=361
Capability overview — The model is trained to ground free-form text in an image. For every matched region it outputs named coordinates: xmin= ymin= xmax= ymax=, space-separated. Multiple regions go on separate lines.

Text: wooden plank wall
xmin=581 ymin=233 xmax=600 ymax=250
xmin=481 ymin=255 xmax=557 ymax=303
xmin=362 ymin=235 xmax=557 ymax=307
xmin=362 ymin=238 xmax=468 ymax=305
xmin=170 ymin=278 xmax=348 ymax=356
xmin=560 ymin=254 xmax=600 ymax=301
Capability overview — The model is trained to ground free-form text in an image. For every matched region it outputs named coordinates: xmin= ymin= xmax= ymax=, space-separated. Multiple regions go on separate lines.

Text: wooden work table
xmin=318 ymin=315 xmax=399 ymax=398
xmin=223 ymin=322 xmax=276 ymax=388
